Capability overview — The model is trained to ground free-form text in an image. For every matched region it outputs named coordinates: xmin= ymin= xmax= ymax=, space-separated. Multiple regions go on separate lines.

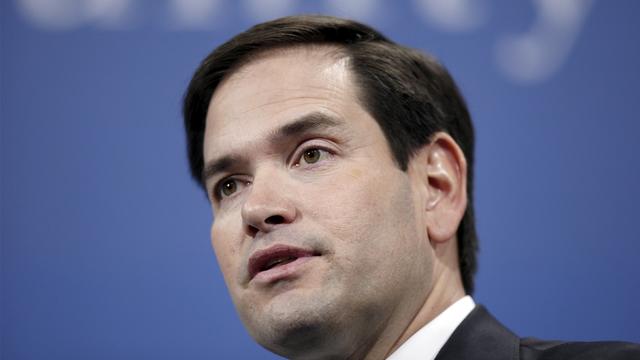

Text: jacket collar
xmin=434 ymin=305 xmax=520 ymax=360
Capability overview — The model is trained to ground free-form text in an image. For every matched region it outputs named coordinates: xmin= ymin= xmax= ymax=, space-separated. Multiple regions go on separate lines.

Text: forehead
xmin=203 ymin=46 xmax=360 ymax=156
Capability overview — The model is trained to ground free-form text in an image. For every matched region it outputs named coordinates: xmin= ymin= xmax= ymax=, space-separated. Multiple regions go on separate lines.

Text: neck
xmin=385 ymin=271 xmax=465 ymax=358
xmin=365 ymin=244 xmax=466 ymax=360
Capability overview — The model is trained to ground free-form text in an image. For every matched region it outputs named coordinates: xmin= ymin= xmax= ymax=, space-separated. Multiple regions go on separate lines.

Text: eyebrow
xmin=201 ymin=112 xmax=343 ymax=184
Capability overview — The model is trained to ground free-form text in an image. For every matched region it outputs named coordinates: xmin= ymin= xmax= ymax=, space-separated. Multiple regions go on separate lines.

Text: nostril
xmin=246 ymin=224 xmax=259 ymax=237
xmin=265 ymin=215 xmax=285 ymax=225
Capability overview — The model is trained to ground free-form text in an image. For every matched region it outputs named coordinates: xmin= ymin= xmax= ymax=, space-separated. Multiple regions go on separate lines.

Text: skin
xmin=202 ymin=45 xmax=468 ymax=359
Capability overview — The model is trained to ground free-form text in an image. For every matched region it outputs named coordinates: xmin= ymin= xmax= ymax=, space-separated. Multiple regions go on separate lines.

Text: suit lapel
xmin=434 ymin=305 xmax=520 ymax=360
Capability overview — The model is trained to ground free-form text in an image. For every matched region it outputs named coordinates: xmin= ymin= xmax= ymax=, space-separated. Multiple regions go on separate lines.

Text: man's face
xmin=203 ymin=46 xmax=435 ymax=356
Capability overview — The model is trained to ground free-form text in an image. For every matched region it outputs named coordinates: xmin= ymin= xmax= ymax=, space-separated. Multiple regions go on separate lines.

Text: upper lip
xmin=248 ymin=244 xmax=319 ymax=280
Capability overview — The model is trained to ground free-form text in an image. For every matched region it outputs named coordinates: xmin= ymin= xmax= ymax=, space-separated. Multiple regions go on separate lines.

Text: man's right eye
xmin=213 ymin=178 xmax=251 ymax=202
xmin=220 ymin=179 xmax=237 ymax=197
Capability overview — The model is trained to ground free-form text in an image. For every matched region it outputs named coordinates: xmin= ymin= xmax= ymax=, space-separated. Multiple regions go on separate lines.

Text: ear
xmin=410 ymin=132 xmax=468 ymax=244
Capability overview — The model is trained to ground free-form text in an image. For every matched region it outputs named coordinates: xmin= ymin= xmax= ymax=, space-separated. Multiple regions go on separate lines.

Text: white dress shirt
xmin=386 ymin=295 xmax=475 ymax=360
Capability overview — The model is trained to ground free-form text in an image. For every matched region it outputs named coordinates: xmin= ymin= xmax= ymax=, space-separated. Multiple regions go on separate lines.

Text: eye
xmin=214 ymin=178 xmax=247 ymax=200
xmin=302 ymin=149 xmax=322 ymax=164
xmin=296 ymin=147 xmax=332 ymax=167
xmin=220 ymin=179 xmax=237 ymax=197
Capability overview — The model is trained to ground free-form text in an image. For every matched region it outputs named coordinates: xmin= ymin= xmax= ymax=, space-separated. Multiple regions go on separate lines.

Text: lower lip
xmin=252 ymin=256 xmax=317 ymax=284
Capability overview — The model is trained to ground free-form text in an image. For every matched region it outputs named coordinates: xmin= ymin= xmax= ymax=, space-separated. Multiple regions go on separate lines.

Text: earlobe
xmin=420 ymin=133 xmax=468 ymax=244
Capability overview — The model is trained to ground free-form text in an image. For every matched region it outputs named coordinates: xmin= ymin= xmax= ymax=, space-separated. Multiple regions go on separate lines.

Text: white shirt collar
xmin=386 ymin=295 xmax=475 ymax=360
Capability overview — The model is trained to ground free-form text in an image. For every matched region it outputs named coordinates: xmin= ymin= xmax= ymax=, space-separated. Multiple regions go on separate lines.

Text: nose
xmin=241 ymin=172 xmax=296 ymax=237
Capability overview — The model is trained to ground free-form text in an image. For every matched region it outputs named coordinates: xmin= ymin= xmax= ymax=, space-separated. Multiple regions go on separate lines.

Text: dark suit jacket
xmin=434 ymin=305 xmax=640 ymax=360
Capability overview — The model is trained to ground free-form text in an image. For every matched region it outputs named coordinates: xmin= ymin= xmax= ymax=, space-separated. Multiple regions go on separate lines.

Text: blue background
xmin=2 ymin=1 xmax=639 ymax=358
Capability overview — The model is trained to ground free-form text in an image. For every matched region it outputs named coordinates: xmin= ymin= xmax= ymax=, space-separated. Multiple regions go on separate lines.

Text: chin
xmin=244 ymin=291 xmax=346 ymax=358
xmin=261 ymin=319 xmax=336 ymax=358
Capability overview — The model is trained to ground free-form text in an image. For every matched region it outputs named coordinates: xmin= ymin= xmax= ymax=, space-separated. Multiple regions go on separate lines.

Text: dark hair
xmin=183 ymin=15 xmax=478 ymax=294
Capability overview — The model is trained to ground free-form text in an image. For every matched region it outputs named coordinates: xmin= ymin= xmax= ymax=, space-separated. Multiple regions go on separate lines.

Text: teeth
xmin=264 ymin=256 xmax=296 ymax=271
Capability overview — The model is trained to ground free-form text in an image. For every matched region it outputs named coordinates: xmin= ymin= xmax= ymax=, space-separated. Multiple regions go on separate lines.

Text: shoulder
xmin=520 ymin=337 xmax=640 ymax=360
xmin=434 ymin=305 xmax=640 ymax=360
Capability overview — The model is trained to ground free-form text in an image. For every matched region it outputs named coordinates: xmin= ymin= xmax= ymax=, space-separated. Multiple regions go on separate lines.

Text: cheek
xmin=306 ymin=168 xmax=433 ymax=301
xmin=210 ymin=219 xmax=241 ymax=284
xmin=304 ymin=180 xmax=372 ymax=239
xmin=310 ymin=166 xmax=417 ymax=255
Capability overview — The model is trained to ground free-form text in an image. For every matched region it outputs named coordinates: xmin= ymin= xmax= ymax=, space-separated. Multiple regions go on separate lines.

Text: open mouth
xmin=248 ymin=245 xmax=320 ymax=280
xmin=262 ymin=256 xmax=298 ymax=271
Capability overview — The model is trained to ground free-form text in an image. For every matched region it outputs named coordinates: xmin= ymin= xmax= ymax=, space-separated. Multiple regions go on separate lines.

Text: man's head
xmin=183 ymin=15 xmax=477 ymax=358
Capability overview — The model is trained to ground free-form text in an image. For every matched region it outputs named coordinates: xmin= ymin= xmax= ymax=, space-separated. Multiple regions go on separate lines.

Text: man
xmin=182 ymin=15 xmax=639 ymax=359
